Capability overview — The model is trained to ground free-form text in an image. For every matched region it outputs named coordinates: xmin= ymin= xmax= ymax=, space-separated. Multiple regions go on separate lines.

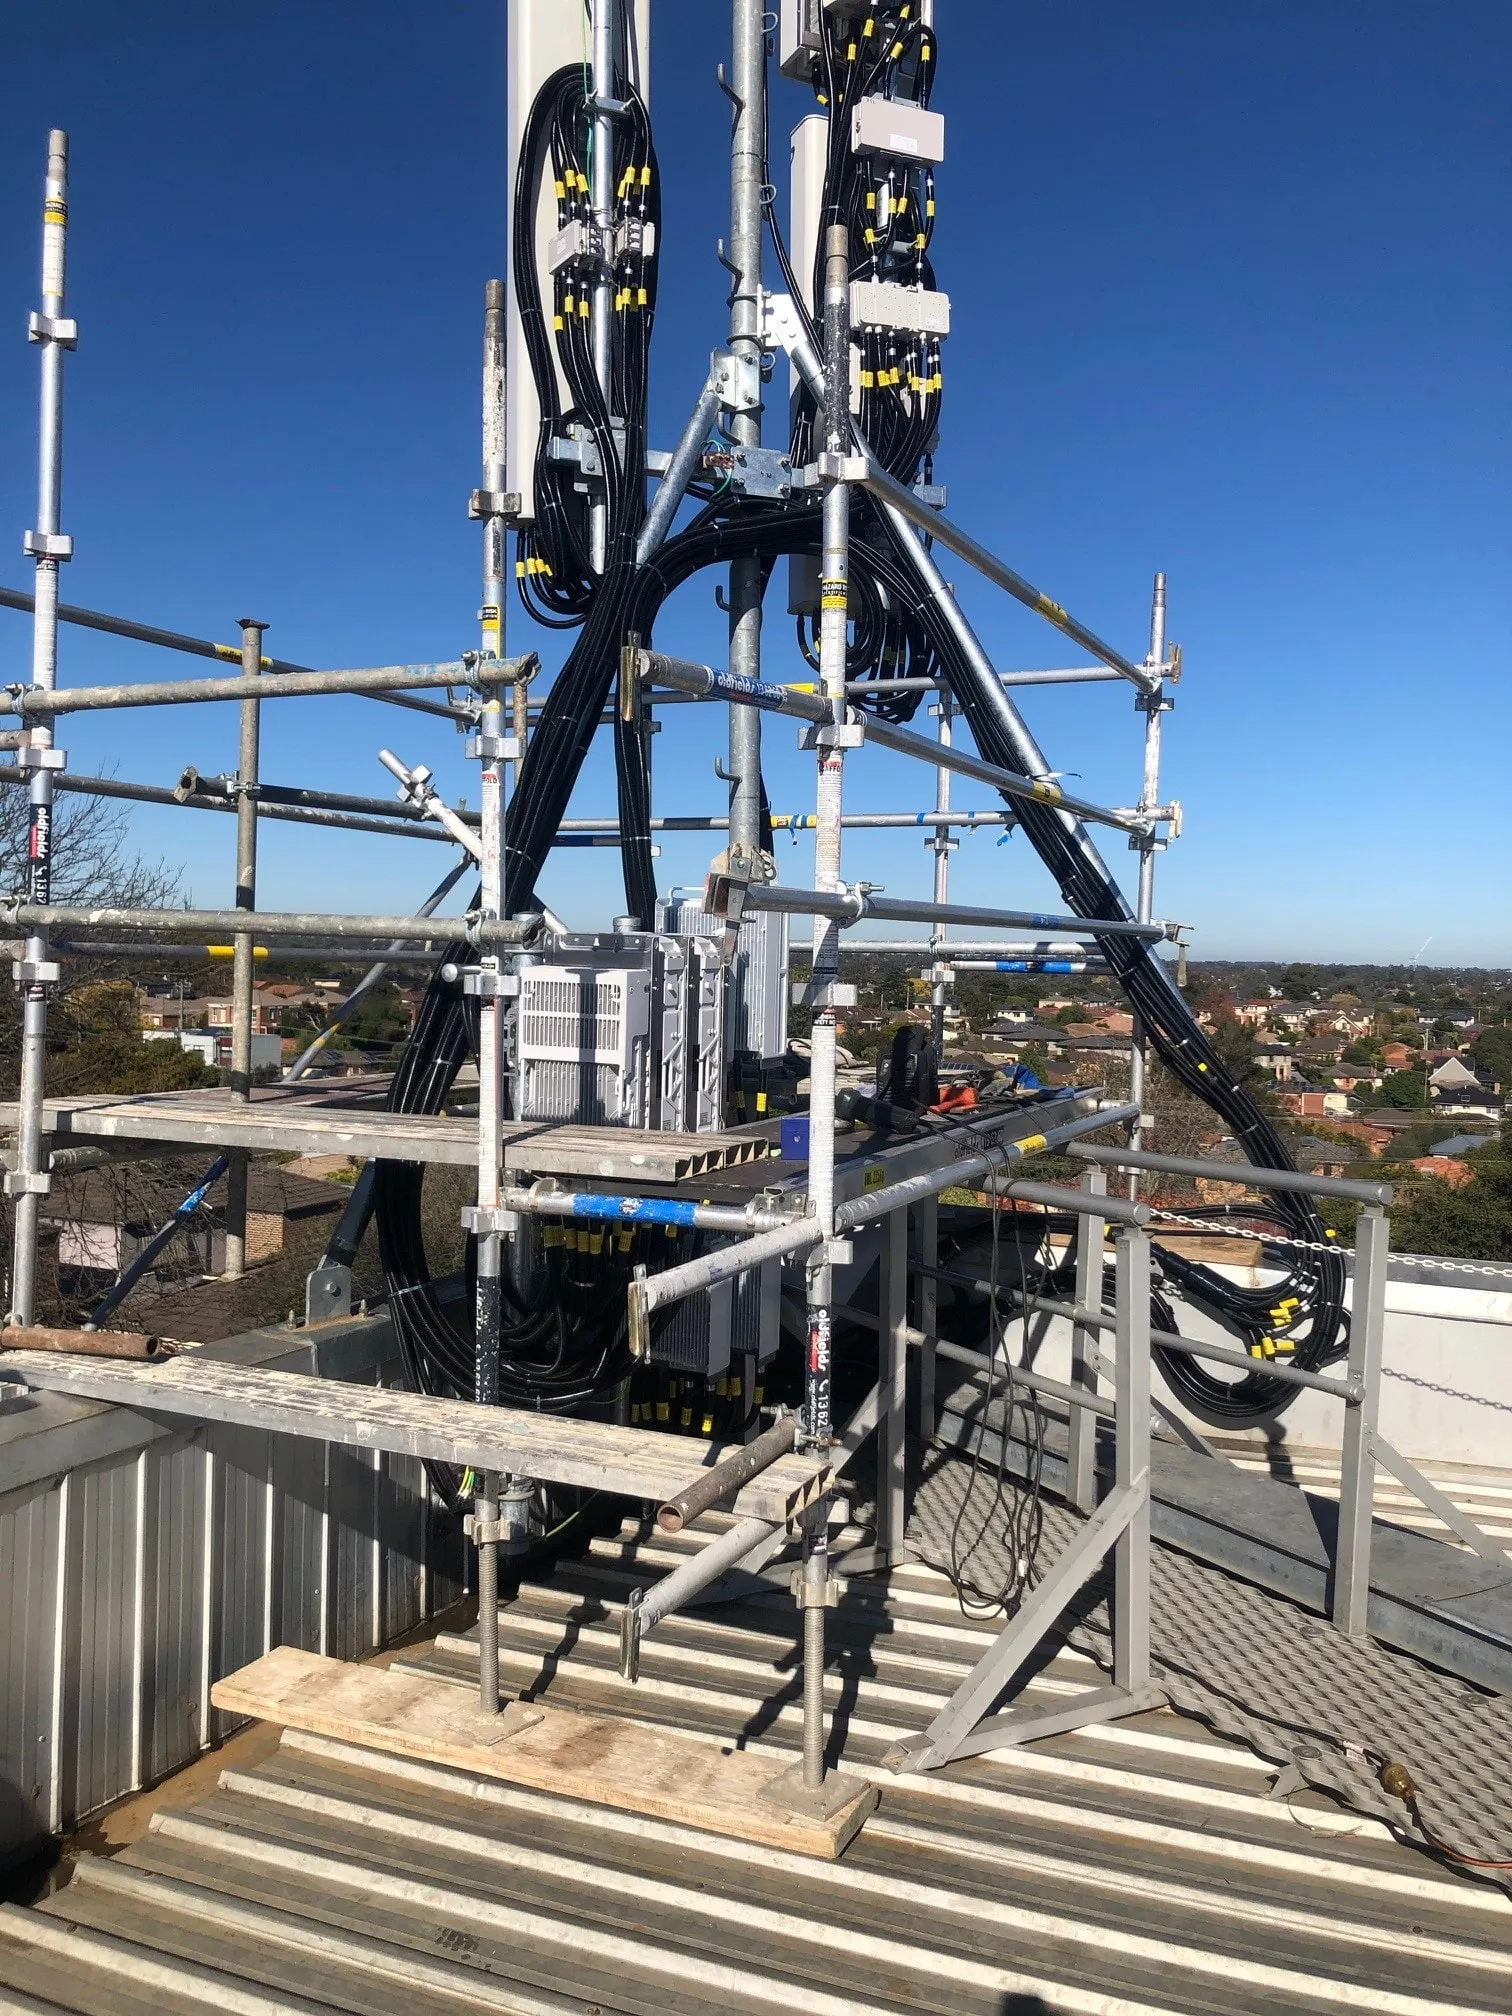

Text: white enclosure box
xmin=851 ymin=93 xmax=946 ymax=167
xmin=515 ymin=964 xmax=653 ymax=1127
xmin=850 ymin=277 xmax=952 ymax=337
xmin=506 ymin=0 xmax=651 ymax=519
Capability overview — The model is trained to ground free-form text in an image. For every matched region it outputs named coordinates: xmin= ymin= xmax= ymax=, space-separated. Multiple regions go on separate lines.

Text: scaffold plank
xmin=2 ymin=1349 xmax=832 ymax=1524
xmin=0 ymin=1087 xmax=768 ymax=1180
xmin=211 ymin=1646 xmax=878 ymax=1858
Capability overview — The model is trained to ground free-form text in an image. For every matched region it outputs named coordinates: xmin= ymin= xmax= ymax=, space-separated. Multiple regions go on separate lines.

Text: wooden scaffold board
xmin=213 ymin=1647 xmax=878 ymax=1859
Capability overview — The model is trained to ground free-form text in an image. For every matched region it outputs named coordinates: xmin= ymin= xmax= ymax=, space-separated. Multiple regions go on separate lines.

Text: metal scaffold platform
xmin=2 ymin=2 xmax=1509 ymax=1985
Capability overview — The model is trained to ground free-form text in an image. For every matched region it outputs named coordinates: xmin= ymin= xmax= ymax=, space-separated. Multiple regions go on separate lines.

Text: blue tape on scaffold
xmin=559 ymin=1193 xmax=701 ymax=1226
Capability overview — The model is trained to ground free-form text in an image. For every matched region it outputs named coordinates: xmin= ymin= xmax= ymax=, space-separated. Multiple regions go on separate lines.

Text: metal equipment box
xmin=657 ymin=894 xmax=789 ymax=1066
xmin=654 ymin=1248 xmax=781 ymax=1373
xmin=515 ymin=964 xmax=653 ymax=1128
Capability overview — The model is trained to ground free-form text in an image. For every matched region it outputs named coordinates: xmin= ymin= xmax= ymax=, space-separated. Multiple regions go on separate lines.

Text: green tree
xmin=47 ymin=982 xmax=220 ymax=1096
xmin=1392 ymin=1120 xmax=1512 ymax=1259
xmin=1373 ymin=1068 xmax=1431 ymax=1111
xmin=1471 ymin=1026 xmax=1512 ymax=1090
xmin=341 ymin=980 xmax=412 ymax=1051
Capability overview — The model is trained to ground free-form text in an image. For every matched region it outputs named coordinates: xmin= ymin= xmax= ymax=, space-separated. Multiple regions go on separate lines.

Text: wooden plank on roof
xmin=211 ymin=1646 xmax=877 ymax=1859
xmin=0 ymin=1349 xmax=831 ymax=1525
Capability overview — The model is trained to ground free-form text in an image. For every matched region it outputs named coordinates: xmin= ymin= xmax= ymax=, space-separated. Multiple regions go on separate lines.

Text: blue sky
xmin=0 ymin=2 xmax=1506 ymax=962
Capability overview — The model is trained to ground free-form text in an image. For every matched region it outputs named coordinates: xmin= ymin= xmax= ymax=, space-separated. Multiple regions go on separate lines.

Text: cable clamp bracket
xmin=23 ymin=530 xmax=72 ymax=562
xmin=464 ymin=731 xmax=519 ymax=764
xmin=799 ymin=718 xmax=865 ymax=751
xmin=28 ymin=311 xmax=77 ymax=349
xmin=814 ymin=451 xmax=869 ymax=485
xmin=467 ymin=487 xmax=522 ymax=522
xmin=791 ymin=977 xmax=857 ymax=1010
xmin=13 ymin=743 xmax=66 ymax=772
xmin=13 ymin=958 xmax=60 ymax=986
xmin=460 ymin=1203 xmax=519 ymax=1239
xmin=3 ymin=1168 xmax=51 ymax=1197
xmin=459 ymin=966 xmax=517 ymax=1000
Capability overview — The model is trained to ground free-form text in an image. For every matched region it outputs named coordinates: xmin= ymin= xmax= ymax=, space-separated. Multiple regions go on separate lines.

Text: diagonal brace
xmin=896 ymin=1478 xmax=1146 ymax=1772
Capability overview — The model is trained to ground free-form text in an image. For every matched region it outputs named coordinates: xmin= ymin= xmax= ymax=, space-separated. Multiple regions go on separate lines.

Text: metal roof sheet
xmin=5 ymin=1511 xmax=1511 ymax=2013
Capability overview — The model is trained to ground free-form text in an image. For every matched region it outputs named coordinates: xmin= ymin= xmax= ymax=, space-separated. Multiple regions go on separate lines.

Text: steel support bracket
xmin=799 ymin=719 xmax=866 ymax=751
xmin=467 ymin=487 xmax=522 ymax=522
xmin=710 ymin=443 xmax=797 ymax=500
xmin=758 ymin=288 xmax=807 ymax=359
xmin=711 ymin=346 xmax=761 ymax=413
xmin=818 ymin=1238 xmax=854 ymax=1267
xmin=23 ymin=530 xmax=72 ymax=561
xmin=304 ymin=1262 xmax=353 ymax=1325
xmin=790 ymin=978 xmax=857 ymax=1009
xmin=460 ymin=1203 xmax=519 ymax=1238
xmin=12 ymin=959 xmax=60 ymax=986
xmin=28 ymin=311 xmax=77 ymax=349
xmin=460 ymin=965 xmax=516 ymax=1000
xmin=814 ymin=451 xmax=870 ymax=485
xmin=3 ymin=1169 xmax=51 ymax=1197
xmin=12 ymin=743 xmax=66 ymax=772
xmin=703 ymin=857 xmax=753 ymax=925
xmin=464 ymin=732 xmax=520 ymax=764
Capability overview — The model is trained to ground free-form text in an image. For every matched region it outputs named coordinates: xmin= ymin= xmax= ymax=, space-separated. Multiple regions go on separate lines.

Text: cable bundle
xmin=379 ymin=8 xmax=1344 ymax=1446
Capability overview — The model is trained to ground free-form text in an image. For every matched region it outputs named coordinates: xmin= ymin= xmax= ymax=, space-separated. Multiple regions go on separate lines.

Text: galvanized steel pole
xmin=1126 ymin=572 xmax=1167 ymax=1197
xmin=471 ymin=275 xmax=514 ymax=1716
xmin=726 ymin=0 xmax=766 ymax=867
xmin=9 ymin=132 xmax=75 ymax=1326
xmin=929 ymin=691 xmax=954 ymax=1055
xmin=800 ymin=223 xmax=856 ymax=1795
xmin=223 ymin=618 xmax=265 ymax=1280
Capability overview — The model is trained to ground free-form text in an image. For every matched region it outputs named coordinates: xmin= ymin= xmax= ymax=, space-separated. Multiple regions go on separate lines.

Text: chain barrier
xmin=1380 ymin=1366 xmax=1512 ymax=1415
xmin=1145 ymin=1206 xmax=1512 ymax=1281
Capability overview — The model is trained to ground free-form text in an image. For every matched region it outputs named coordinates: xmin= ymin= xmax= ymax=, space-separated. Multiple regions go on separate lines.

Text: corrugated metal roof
xmin=4 ymin=1512 xmax=1511 ymax=2014
xmin=1214 ymin=1443 xmax=1512 ymax=1552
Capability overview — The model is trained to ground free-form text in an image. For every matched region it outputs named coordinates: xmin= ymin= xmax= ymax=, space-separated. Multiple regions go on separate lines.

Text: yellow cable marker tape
xmin=1018 ymin=1133 xmax=1048 ymax=1156
xmin=1031 ymin=781 xmax=1063 ymax=804
xmin=1037 ymin=593 xmax=1070 ymax=626
xmin=862 ymin=1164 xmax=886 ymax=1191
